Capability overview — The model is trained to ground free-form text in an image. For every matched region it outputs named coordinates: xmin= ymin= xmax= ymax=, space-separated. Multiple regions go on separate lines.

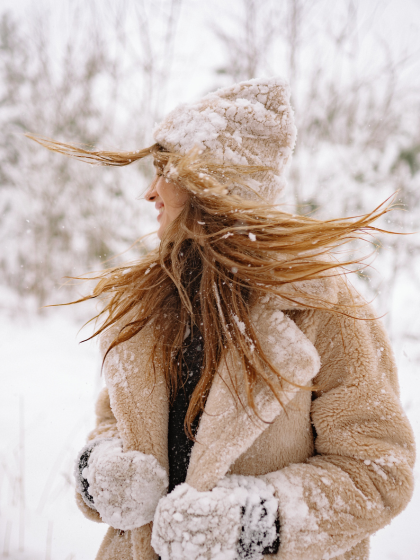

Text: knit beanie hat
xmin=153 ymin=77 xmax=296 ymax=203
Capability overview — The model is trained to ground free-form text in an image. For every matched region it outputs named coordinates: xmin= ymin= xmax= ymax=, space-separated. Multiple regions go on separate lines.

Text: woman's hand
xmin=75 ymin=439 xmax=168 ymax=530
xmin=151 ymin=475 xmax=279 ymax=560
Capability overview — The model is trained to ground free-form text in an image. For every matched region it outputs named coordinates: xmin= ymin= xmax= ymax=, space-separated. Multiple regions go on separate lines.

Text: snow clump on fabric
xmin=151 ymin=474 xmax=278 ymax=560
xmin=74 ymin=438 xmax=113 ymax=509
xmin=83 ymin=438 xmax=168 ymax=530
xmin=219 ymin=475 xmax=279 ymax=560
xmin=154 ymin=76 xmax=297 ymax=203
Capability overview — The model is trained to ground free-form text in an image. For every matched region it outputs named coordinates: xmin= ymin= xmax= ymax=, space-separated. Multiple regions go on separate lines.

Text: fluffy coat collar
xmin=99 ymin=278 xmax=330 ymax=492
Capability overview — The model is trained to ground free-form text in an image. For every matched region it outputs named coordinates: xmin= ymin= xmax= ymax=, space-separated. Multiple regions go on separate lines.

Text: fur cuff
xmin=218 ymin=476 xmax=279 ymax=559
xmin=151 ymin=475 xmax=278 ymax=560
xmin=83 ymin=439 xmax=168 ymax=530
xmin=74 ymin=438 xmax=114 ymax=510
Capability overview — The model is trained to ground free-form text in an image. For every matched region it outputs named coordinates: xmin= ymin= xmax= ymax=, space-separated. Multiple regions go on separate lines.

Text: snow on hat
xmin=153 ymin=76 xmax=297 ymax=203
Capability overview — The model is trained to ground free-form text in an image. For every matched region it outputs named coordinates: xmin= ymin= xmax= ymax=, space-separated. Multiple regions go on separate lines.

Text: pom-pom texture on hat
xmin=154 ymin=77 xmax=297 ymax=203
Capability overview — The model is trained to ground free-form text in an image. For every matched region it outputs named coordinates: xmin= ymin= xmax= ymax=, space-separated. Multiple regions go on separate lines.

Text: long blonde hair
xmin=27 ymin=134 xmax=395 ymax=437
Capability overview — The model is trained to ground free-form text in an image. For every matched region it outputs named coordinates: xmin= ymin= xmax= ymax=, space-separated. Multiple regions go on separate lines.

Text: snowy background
xmin=0 ymin=0 xmax=419 ymax=558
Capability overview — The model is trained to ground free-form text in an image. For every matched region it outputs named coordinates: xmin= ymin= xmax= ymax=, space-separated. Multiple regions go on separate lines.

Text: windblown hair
xmin=27 ymin=133 xmax=396 ymax=438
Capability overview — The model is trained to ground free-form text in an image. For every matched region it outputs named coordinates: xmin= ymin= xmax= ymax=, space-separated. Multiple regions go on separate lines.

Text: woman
xmin=29 ymin=77 xmax=415 ymax=560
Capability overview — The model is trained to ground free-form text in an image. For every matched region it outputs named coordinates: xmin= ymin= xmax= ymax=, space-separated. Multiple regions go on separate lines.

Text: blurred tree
xmin=212 ymin=0 xmax=420 ymax=346
xmin=0 ymin=11 xmax=141 ymax=306
xmin=0 ymin=1 xmax=184 ymax=309
xmin=213 ymin=0 xmax=279 ymax=82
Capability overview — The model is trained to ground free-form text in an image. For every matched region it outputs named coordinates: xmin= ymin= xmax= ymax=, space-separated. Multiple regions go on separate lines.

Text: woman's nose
xmin=144 ymin=182 xmax=157 ymax=202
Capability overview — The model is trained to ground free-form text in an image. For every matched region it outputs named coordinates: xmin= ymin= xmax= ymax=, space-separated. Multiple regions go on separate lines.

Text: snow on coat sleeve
xmin=87 ymin=386 xmax=121 ymax=442
xmin=151 ymin=475 xmax=278 ymax=560
xmin=75 ymin=387 xmax=121 ymax=523
xmin=262 ymin=301 xmax=416 ymax=560
xmin=85 ymin=439 xmax=168 ymax=531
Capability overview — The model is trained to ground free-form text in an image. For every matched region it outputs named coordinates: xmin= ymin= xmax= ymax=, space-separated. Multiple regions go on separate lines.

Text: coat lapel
xmin=101 ymin=321 xmax=169 ymax=472
xmin=185 ymin=351 xmax=284 ymax=492
xmin=186 ymin=295 xmax=321 ymax=492
xmin=102 ymin=286 xmax=324 ymax=495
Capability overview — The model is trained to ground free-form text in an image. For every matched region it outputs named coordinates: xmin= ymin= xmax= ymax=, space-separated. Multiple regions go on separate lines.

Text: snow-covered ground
xmin=0 ymin=310 xmax=107 ymax=560
xmin=0 ymin=307 xmax=419 ymax=560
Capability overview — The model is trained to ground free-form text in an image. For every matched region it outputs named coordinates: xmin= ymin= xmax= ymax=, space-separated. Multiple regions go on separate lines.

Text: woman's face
xmin=144 ymin=172 xmax=189 ymax=239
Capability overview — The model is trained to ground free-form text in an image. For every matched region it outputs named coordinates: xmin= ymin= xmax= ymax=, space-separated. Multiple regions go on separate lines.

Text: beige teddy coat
xmin=76 ymin=275 xmax=415 ymax=560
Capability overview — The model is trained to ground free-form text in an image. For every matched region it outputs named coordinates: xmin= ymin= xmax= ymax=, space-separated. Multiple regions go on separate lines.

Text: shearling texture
xmin=219 ymin=475 xmax=279 ymax=560
xmin=151 ymin=475 xmax=278 ymax=560
xmin=74 ymin=438 xmax=115 ymax=509
xmin=74 ymin=388 xmax=121 ymax=524
xmin=154 ymin=77 xmax=297 ymax=202
xmin=185 ymin=305 xmax=321 ymax=493
xmin=152 ymin=483 xmax=241 ymax=560
xmin=76 ymin=275 xmax=415 ymax=560
xmin=82 ymin=438 xmax=168 ymax=530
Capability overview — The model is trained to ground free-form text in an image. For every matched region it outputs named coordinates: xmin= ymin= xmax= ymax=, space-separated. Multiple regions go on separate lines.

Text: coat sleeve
xmin=75 ymin=386 xmax=120 ymax=523
xmin=262 ymin=303 xmax=416 ymax=560
xmin=87 ymin=386 xmax=120 ymax=443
